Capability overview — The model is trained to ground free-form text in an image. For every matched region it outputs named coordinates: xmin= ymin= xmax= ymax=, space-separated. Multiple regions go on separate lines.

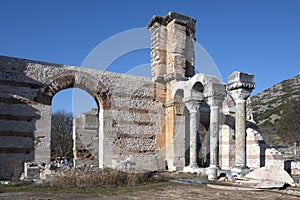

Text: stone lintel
xmin=147 ymin=12 xmax=196 ymax=35
xmin=227 ymin=71 xmax=255 ymax=91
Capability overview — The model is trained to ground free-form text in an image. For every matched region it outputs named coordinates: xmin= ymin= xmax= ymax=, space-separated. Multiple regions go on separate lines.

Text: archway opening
xmin=51 ymin=88 xmax=99 ymax=167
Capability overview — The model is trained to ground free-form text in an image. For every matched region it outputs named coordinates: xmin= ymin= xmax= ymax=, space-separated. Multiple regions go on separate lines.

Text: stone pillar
xmin=227 ymin=72 xmax=255 ymax=176
xmin=183 ymin=98 xmax=202 ymax=171
xmin=205 ymin=83 xmax=226 ymax=180
xmin=148 ymin=12 xmax=197 ymax=171
xmin=147 ymin=16 xmax=167 ymax=82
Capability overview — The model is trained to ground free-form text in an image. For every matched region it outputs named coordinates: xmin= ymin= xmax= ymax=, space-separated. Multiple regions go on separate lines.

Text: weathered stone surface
xmin=24 ymin=162 xmax=40 ymax=179
xmin=73 ymin=109 xmax=99 ymax=167
xmin=245 ymin=165 xmax=294 ymax=185
xmin=0 ymin=54 xmax=164 ymax=179
xmin=227 ymin=72 xmax=255 ymax=175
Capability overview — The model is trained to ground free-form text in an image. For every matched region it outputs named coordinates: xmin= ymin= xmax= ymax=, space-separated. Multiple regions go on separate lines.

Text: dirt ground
xmin=1 ymin=182 xmax=300 ymax=200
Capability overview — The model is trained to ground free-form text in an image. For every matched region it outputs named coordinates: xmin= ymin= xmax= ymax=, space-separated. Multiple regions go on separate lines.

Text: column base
xmin=231 ymin=166 xmax=251 ymax=178
xmin=183 ymin=164 xmax=205 ymax=174
xmin=207 ymin=165 xmax=220 ymax=181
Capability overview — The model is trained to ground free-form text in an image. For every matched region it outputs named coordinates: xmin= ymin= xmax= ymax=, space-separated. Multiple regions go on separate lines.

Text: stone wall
xmin=0 ymin=55 xmax=164 ymax=179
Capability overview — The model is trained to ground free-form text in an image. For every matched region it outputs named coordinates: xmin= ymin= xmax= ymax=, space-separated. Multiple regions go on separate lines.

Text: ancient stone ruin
xmin=0 ymin=12 xmax=299 ymax=181
xmin=73 ymin=108 xmax=99 ymax=167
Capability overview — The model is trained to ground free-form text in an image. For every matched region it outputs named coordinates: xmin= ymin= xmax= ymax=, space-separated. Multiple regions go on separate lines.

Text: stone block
xmin=24 ymin=163 xmax=40 ymax=179
xmin=227 ymin=71 xmax=255 ymax=90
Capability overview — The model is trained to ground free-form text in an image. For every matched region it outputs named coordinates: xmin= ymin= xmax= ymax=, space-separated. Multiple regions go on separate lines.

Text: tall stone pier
xmin=148 ymin=12 xmax=197 ymax=170
xmin=227 ymin=72 xmax=255 ymax=176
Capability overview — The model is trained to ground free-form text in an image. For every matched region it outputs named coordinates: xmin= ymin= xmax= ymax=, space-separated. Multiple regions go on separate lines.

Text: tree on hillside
xmin=51 ymin=110 xmax=73 ymax=159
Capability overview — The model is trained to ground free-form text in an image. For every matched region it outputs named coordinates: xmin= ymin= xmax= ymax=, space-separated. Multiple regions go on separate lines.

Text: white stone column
xmin=205 ymin=83 xmax=226 ymax=180
xmin=227 ymin=71 xmax=255 ymax=176
xmin=189 ymin=110 xmax=199 ymax=167
xmin=207 ymin=104 xmax=220 ymax=180
xmin=184 ymin=99 xmax=202 ymax=170
xmin=235 ymin=98 xmax=247 ymax=168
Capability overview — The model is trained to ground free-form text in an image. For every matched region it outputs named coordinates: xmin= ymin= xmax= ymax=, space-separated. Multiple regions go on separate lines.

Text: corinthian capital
xmin=204 ymin=82 xmax=226 ymax=107
xmin=227 ymin=71 xmax=255 ymax=101
xmin=184 ymin=98 xmax=202 ymax=113
xmin=229 ymin=88 xmax=252 ymax=101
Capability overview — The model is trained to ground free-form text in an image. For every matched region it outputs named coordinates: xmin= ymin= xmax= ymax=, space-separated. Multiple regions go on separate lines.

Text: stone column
xmin=235 ymin=97 xmax=247 ymax=167
xmin=227 ymin=72 xmax=255 ymax=176
xmin=205 ymin=83 xmax=226 ymax=180
xmin=184 ymin=98 xmax=202 ymax=170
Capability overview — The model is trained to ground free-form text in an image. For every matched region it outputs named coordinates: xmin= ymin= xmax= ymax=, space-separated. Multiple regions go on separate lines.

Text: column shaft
xmin=189 ymin=111 xmax=199 ymax=167
xmin=235 ymin=99 xmax=247 ymax=167
xmin=210 ymin=105 xmax=219 ymax=167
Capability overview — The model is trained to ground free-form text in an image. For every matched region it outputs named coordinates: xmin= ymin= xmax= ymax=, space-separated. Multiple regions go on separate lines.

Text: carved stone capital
xmin=204 ymin=90 xmax=227 ymax=99
xmin=206 ymin=96 xmax=224 ymax=107
xmin=229 ymin=88 xmax=251 ymax=101
xmin=184 ymin=99 xmax=202 ymax=113
xmin=227 ymin=82 xmax=255 ymax=91
xmin=174 ymin=102 xmax=185 ymax=115
xmin=227 ymin=71 xmax=255 ymax=91
xmin=205 ymin=91 xmax=226 ymax=106
xmin=204 ymin=82 xmax=226 ymax=107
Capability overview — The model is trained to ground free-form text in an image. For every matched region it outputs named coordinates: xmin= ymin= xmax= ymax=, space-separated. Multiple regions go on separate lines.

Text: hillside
xmin=251 ymin=74 xmax=300 ymax=147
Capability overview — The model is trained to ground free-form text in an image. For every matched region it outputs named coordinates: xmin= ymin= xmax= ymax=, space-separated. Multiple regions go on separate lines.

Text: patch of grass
xmin=0 ymin=179 xmax=178 ymax=196
xmin=0 ymin=170 xmax=206 ymax=196
xmin=45 ymin=168 xmax=159 ymax=188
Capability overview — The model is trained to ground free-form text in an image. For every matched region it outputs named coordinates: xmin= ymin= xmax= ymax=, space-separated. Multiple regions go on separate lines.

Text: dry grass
xmin=48 ymin=168 xmax=156 ymax=188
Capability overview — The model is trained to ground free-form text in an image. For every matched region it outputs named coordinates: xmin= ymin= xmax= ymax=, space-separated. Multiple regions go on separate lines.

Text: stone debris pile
xmin=20 ymin=161 xmax=71 ymax=181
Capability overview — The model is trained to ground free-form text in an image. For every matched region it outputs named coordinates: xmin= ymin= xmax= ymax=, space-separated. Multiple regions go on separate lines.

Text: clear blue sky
xmin=1 ymin=0 xmax=299 ymax=115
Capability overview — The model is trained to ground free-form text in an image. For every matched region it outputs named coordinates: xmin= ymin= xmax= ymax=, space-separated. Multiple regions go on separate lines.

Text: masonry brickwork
xmin=0 ymin=55 xmax=164 ymax=179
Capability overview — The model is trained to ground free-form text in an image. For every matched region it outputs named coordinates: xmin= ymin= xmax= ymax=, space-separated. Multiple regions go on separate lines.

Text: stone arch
xmin=35 ymin=70 xmax=111 ymax=109
xmin=192 ymin=82 xmax=204 ymax=92
xmin=172 ymin=73 xmax=224 ymax=170
xmin=33 ymin=70 xmax=112 ymax=165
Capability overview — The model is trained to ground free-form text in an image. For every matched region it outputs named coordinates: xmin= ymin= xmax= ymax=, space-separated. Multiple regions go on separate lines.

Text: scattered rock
xmin=245 ymin=165 xmax=294 ymax=185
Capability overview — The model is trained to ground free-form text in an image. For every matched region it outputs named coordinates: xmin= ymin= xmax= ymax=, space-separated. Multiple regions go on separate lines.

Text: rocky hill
xmin=251 ymin=73 xmax=300 ymax=147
